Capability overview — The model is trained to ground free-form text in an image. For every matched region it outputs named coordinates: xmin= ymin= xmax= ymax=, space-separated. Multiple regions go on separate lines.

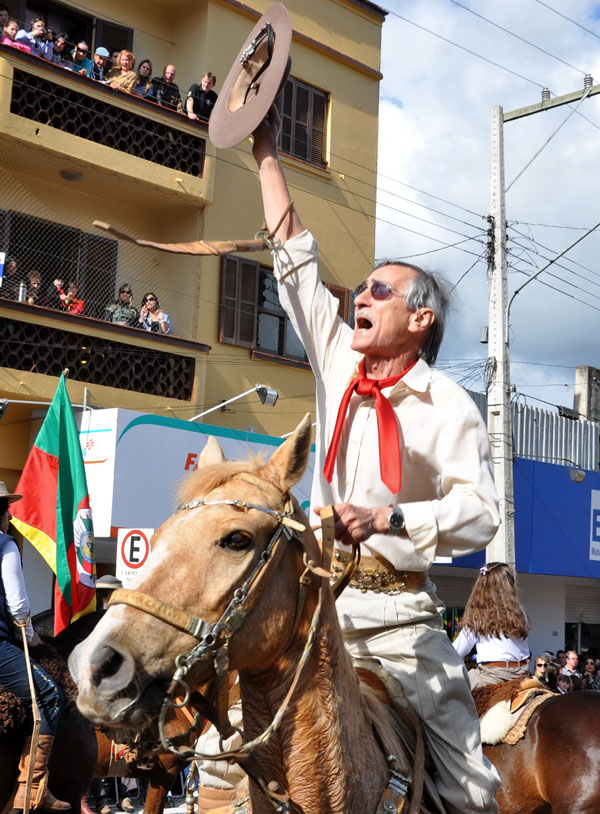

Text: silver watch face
xmin=389 ymin=508 xmax=405 ymax=532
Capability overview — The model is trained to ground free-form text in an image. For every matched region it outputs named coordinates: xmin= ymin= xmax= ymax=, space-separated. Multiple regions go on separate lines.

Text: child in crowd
xmin=2 ymin=18 xmax=31 ymax=52
xmin=453 ymin=562 xmax=531 ymax=688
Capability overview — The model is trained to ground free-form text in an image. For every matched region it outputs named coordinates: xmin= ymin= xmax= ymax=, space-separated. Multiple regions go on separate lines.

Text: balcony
xmin=0 ymin=45 xmax=214 ymax=207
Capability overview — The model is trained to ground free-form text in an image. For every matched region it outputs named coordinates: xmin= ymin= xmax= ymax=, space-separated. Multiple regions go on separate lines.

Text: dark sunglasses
xmin=536 ymin=662 xmax=547 ymax=667
xmin=586 ymin=660 xmax=595 ymax=665
xmin=143 ymin=296 xmax=156 ymax=303
xmin=76 ymin=47 xmax=88 ymax=53
xmin=354 ymin=280 xmax=403 ymax=301
xmin=120 ymin=289 xmax=131 ymax=295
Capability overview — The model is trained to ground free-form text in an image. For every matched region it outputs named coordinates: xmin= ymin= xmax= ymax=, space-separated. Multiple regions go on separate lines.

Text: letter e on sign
xmin=116 ymin=528 xmax=154 ymax=586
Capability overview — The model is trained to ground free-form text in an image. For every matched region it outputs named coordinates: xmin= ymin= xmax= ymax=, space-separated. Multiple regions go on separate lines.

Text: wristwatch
xmin=388 ymin=506 xmax=405 ymax=534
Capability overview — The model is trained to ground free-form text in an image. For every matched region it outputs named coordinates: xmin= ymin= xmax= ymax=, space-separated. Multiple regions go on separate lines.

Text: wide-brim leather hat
xmin=209 ymin=2 xmax=292 ymax=149
xmin=0 ymin=481 xmax=22 ymax=504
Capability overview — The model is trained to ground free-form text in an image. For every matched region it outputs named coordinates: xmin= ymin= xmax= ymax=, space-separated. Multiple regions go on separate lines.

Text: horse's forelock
xmin=176 ymin=456 xmax=265 ymax=506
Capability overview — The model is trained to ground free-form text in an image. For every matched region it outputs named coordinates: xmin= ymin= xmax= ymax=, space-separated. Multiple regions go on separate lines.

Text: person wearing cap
xmin=90 ymin=46 xmax=110 ymax=82
xmin=249 ymin=104 xmax=501 ymax=814
xmin=0 ymin=483 xmax=71 ymax=812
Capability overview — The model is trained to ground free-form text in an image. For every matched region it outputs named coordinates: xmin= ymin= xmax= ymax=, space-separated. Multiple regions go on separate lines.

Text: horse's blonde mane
xmin=176 ymin=457 xmax=264 ymax=506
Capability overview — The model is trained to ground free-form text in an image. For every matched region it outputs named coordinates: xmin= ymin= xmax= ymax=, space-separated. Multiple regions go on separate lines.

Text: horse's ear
xmin=198 ymin=435 xmax=226 ymax=466
xmin=259 ymin=413 xmax=312 ymax=492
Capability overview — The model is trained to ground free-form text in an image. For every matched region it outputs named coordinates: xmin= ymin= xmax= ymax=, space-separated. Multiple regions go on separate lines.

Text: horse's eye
xmin=220 ymin=531 xmax=252 ymax=551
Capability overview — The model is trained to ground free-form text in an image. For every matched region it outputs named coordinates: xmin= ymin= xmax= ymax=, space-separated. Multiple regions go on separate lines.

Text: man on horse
xmin=251 ymin=107 xmax=501 ymax=814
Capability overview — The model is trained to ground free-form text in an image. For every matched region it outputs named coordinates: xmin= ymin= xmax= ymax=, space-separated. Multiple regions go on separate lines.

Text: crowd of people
xmin=530 ymin=648 xmax=600 ymax=692
xmin=0 ymin=6 xmax=218 ymax=123
xmin=0 ymin=262 xmax=173 ymax=335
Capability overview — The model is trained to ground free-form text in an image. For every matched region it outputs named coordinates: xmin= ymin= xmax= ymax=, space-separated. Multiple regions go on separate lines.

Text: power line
xmin=530 ymin=0 xmax=600 ymax=43
xmin=508 ymin=224 xmax=600 ymax=281
xmin=448 ymin=0 xmax=588 ymax=76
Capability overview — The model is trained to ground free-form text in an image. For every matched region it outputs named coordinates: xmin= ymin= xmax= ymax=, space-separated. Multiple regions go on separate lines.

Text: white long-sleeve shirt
xmin=273 ymin=231 xmax=499 ymax=573
xmin=1 ymin=536 xmax=34 ymax=641
xmin=453 ymin=628 xmax=530 ymax=663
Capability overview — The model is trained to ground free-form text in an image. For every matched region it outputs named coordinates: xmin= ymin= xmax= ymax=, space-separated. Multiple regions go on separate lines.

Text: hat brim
xmin=6 ymin=494 xmax=23 ymax=504
xmin=209 ymin=3 xmax=292 ymax=149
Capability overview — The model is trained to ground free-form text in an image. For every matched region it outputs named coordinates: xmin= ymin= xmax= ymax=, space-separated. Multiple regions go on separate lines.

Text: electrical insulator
xmin=541 ymin=88 xmax=550 ymax=102
xmin=584 ymin=74 xmax=593 ymax=89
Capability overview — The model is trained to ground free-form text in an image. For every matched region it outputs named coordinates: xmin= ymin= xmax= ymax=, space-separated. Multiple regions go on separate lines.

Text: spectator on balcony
xmin=106 ymin=49 xmax=137 ymax=93
xmin=66 ymin=40 xmax=92 ymax=75
xmin=132 ymin=58 xmax=153 ymax=98
xmin=110 ymin=49 xmax=120 ymax=69
xmin=186 ymin=72 xmax=218 ymax=122
xmin=148 ymin=64 xmax=182 ymax=112
xmin=90 ymin=46 xmax=110 ymax=82
xmin=138 ymin=292 xmax=172 ymax=334
xmin=60 ymin=280 xmax=84 ymax=315
xmin=0 ymin=257 xmax=19 ymax=300
xmin=26 ymin=271 xmax=44 ymax=305
xmin=16 ymin=17 xmax=53 ymax=60
xmin=45 ymin=277 xmax=64 ymax=309
xmin=49 ymin=32 xmax=70 ymax=67
xmin=0 ymin=5 xmax=8 ymax=29
xmin=2 ymin=19 xmax=32 ymax=53
xmin=104 ymin=283 xmax=138 ymax=327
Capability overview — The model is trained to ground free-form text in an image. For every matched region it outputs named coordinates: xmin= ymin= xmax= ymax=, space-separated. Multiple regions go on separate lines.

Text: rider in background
xmin=0 ymin=483 xmax=70 ymax=812
xmin=453 ymin=562 xmax=530 ymax=688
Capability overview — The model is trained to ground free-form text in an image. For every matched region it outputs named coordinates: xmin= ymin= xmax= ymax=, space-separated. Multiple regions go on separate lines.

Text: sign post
xmin=116 ymin=528 xmax=154 ymax=587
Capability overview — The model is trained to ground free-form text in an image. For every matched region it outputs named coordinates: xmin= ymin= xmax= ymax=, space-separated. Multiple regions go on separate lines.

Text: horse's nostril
xmin=91 ymin=644 xmax=124 ymax=687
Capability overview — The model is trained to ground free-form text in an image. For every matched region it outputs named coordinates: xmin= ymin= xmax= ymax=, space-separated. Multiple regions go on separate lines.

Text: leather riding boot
xmin=13 ymin=735 xmax=71 ymax=812
xmin=80 ymin=795 xmax=96 ymax=814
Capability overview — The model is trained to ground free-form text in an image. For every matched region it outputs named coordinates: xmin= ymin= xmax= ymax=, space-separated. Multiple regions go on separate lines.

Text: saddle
xmin=474 ymin=677 xmax=554 ymax=745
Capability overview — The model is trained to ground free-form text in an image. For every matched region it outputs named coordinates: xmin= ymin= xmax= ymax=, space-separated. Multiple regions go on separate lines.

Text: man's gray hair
xmin=373 ymin=259 xmax=451 ymax=365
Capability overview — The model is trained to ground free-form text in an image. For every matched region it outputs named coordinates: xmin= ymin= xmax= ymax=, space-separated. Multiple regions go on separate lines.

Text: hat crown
xmin=0 ymin=481 xmax=23 ymax=504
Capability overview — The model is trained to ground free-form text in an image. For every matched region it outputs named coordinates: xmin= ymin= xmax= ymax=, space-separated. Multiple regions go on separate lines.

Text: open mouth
xmin=355 ymin=314 xmax=373 ymax=331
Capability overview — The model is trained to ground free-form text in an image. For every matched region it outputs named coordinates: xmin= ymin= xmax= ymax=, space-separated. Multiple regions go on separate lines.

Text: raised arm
xmin=252 ymin=106 xmax=304 ymax=243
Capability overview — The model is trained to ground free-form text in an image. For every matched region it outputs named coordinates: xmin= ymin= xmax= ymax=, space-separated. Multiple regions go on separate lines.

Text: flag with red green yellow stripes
xmin=11 ymin=373 xmax=96 ymax=634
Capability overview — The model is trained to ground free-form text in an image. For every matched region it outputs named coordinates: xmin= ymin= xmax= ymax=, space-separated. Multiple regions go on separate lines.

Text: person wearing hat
xmin=0 ymin=483 xmax=71 ymax=812
xmin=95 ymin=574 xmax=122 ymax=609
xmin=248 ymin=109 xmax=501 ymax=814
xmin=90 ymin=46 xmax=110 ymax=82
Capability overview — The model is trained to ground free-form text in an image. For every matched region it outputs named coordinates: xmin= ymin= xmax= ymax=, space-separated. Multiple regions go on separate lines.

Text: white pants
xmin=338 ymin=588 xmax=500 ymax=814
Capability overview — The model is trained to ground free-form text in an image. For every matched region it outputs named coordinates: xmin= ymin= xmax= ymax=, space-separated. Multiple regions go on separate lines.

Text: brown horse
xmin=69 ymin=416 xmax=439 ymax=814
xmin=484 ymin=690 xmax=600 ymax=814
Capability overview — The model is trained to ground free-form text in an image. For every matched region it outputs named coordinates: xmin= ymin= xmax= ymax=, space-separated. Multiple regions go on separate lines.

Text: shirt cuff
xmin=400 ymin=500 xmax=439 ymax=565
xmin=272 ymin=230 xmax=316 ymax=281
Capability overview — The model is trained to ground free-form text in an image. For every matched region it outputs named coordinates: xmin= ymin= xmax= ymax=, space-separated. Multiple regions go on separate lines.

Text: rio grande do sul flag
xmin=11 ymin=373 xmax=96 ymax=634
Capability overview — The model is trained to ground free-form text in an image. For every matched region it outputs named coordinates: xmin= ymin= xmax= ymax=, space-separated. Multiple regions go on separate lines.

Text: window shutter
xmin=311 ymin=91 xmax=327 ymax=166
xmin=293 ymin=83 xmax=310 ymax=161
xmin=219 ymin=256 xmax=259 ymax=348
xmin=278 ymin=81 xmax=294 ymax=155
xmin=238 ymin=259 xmax=259 ymax=347
xmin=219 ymin=256 xmax=238 ymax=344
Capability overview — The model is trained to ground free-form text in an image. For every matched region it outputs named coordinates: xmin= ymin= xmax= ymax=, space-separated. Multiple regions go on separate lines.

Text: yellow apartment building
xmin=0 ymin=0 xmax=385 ymax=496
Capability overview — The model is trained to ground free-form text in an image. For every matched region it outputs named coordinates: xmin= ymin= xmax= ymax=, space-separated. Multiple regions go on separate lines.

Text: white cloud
xmin=376 ymin=0 xmax=600 ymax=411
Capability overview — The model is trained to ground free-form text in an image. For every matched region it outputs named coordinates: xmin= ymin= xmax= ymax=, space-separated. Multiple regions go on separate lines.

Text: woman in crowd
xmin=138 ymin=292 xmax=172 ymax=334
xmin=106 ymin=49 xmax=137 ymax=93
xmin=581 ymin=656 xmax=600 ymax=690
xmin=0 ymin=483 xmax=70 ymax=812
xmin=60 ymin=280 xmax=84 ymax=315
xmin=1 ymin=19 xmax=31 ymax=52
xmin=453 ymin=562 xmax=531 ymax=688
xmin=15 ymin=16 xmax=53 ymax=59
xmin=132 ymin=59 xmax=153 ymax=98
xmin=27 ymin=270 xmax=44 ymax=305
xmin=532 ymin=654 xmax=553 ymax=688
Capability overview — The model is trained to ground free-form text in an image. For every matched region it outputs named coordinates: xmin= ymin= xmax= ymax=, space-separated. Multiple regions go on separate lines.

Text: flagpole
xmin=16 ymin=620 xmax=42 ymax=814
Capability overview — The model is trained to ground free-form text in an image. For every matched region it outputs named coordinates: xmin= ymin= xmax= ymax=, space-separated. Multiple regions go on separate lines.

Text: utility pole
xmin=487 ymin=106 xmax=514 ymax=567
xmin=486 ymin=78 xmax=600 ymax=567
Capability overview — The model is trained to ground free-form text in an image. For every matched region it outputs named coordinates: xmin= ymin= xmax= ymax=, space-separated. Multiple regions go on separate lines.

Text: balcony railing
xmin=0 ymin=304 xmax=205 ymax=400
xmin=8 ymin=61 xmax=206 ymax=177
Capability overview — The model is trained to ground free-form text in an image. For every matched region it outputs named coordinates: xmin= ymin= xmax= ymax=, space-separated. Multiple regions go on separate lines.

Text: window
xmin=219 ymin=256 xmax=354 ymax=364
xmin=276 ymin=77 xmax=328 ymax=167
xmin=0 ymin=208 xmax=117 ymax=317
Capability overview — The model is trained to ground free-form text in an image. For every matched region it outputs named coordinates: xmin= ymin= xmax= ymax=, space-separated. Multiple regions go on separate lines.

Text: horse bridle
xmin=107 ymin=473 xmax=335 ymax=814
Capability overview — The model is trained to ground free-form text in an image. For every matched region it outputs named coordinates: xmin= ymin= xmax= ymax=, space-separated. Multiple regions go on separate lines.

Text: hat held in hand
xmin=209 ymin=2 xmax=292 ymax=149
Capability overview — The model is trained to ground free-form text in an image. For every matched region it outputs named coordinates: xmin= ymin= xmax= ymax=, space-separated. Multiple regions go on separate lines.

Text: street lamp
xmin=188 ymin=384 xmax=279 ymax=422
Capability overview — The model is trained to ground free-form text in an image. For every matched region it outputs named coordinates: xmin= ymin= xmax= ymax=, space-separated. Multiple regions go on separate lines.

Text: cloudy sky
xmin=376 ymin=0 xmax=600 ymax=413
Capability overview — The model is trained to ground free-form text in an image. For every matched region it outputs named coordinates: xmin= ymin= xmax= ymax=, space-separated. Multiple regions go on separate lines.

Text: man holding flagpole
xmin=11 ymin=371 xmax=96 ymax=635
xmin=0 ymin=483 xmax=71 ymax=812
xmin=251 ymin=108 xmax=501 ymax=814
